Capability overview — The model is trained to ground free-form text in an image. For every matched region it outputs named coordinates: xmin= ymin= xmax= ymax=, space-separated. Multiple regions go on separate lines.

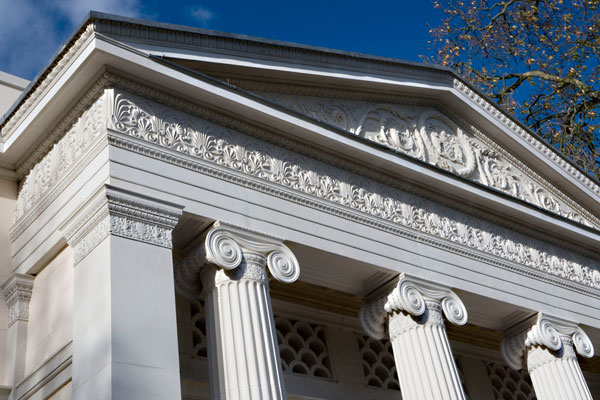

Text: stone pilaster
xmin=1 ymin=273 xmax=34 ymax=385
xmin=175 ymin=221 xmax=300 ymax=400
xmin=360 ymin=273 xmax=468 ymax=400
xmin=64 ymin=185 xmax=183 ymax=400
xmin=501 ymin=313 xmax=594 ymax=400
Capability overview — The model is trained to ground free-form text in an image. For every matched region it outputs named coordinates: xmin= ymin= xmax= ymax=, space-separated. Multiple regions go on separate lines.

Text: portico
xmin=1 ymin=12 xmax=600 ymax=400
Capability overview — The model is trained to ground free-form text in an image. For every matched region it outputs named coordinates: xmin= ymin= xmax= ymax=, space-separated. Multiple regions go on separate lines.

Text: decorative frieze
xmin=106 ymin=89 xmax=600 ymax=292
xmin=12 ymin=90 xmax=107 ymax=235
xmin=1 ymin=274 xmax=35 ymax=327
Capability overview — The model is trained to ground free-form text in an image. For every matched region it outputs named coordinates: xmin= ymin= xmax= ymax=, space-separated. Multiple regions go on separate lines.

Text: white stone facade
xmin=1 ymin=12 xmax=600 ymax=400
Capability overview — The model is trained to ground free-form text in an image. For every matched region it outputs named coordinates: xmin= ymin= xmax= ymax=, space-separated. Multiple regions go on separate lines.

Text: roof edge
xmin=1 ymin=11 xmax=598 ymax=195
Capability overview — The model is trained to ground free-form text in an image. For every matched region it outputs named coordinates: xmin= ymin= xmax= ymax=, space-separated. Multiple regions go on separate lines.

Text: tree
xmin=427 ymin=0 xmax=600 ymax=177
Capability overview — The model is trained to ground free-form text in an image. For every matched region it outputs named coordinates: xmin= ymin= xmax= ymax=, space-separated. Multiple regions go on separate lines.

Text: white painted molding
xmin=205 ymin=221 xmax=300 ymax=284
xmin=63 ymin=185 xmax=183 ymax=264
xmin=501 ymin=313 xmax=594 ymax=370
xmin=0 ymin=23 xmax=97 ymax=143
xmin=10 ymin=73 xmax=600 ymax=293
xmin=360 ymin=273 xmax=467 ymax=340
xmin=1 ymin=273 xmax=34 ymax=327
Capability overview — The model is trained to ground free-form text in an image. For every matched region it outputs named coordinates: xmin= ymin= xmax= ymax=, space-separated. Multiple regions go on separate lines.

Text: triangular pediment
xmin=227 ymin=87 xmax=600 ymax=229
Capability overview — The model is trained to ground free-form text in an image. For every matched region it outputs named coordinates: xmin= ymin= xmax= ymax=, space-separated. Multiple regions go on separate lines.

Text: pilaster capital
xmin=205 ymin=221 xmax=300 ymax=284
xmin=360 ymin=273 xmax=467 ymax=339
xmin=501 ymin=313 xmax=594 ymax=370
xmin=62 ymin=185 xmax=183 ymax=264
xmin=174 ymin=245 xmax=208 ymax=298
xmin=1 ymin=273 xmax=35 ymax=327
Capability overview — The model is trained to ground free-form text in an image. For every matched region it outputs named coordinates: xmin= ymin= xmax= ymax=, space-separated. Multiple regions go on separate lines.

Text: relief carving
xmin=108 ymin=89 xmax=600 ymax=290
xmin=259 ymin=93 xmax=595 ymax=227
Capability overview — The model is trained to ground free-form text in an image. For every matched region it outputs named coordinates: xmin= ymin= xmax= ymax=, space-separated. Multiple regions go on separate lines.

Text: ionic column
xmin=175 ymin=221 xmax=300 ymax=399
xmin=501 ymin=313 xmax=594 ymax=400
xmin=360 ymin=273 xmax=468 ymax=400
xmin=1 ymin=273 xmax=34 ymax=386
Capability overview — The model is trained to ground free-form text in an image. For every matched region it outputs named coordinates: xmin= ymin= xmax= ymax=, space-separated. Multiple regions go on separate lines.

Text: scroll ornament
xmin=360 ymin=273 xmax=467 ymax=340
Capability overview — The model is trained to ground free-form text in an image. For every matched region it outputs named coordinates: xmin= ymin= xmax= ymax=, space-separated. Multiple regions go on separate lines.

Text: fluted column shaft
xmin=528 ymin=339 xmax=592 ymax=400
xmin=216 ymin=252 xmax=284 ymax=399
xmin=501 ymin=313 xmax=594 ymax=400
xmin=389 ymin=301 xmax=465 ymax=400
xmin=175 ymin=221 xmax=300 ymax=400
xmin=360 ymin=273 xmax=468 ymax=400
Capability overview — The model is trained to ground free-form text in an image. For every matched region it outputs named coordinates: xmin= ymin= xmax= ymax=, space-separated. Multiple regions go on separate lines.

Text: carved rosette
xmin=1 ymin=274 xmax=35 ymax=327
xmin=64 ymin=186 xmax=183 ymax=265
xmin=360 ymin=273 xmax=468 ymax=340
xmin=204 ymin=222 xmax=300 ymax=285
xmin=501 ymin=313 xmax=594 ymax=371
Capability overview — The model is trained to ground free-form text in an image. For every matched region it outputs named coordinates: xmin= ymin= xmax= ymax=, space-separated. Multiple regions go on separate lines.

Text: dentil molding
xmin=64 ymin=185 xmax=183 ymax=264
xmin=360 ymin=273 xmax=467 ymax=340
xmin=1 ymin=273 xmax=35 ymax=327
xmin=501 ymin=313 xmax=594 ymax=370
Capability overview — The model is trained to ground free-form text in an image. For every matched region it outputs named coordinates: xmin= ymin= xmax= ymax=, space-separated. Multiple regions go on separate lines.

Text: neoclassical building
xmin=1 ymin=12 xmax=600 ymax=400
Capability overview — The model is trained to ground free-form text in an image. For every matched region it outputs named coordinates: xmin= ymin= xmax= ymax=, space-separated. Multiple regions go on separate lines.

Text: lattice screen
xmin=486 ymin=361 xmax=537 ymax=400
xmin=275 ymin=316 xmax=333 ymax=379
xmin=190 ymin=299 xmax=208 ymax=358
xmin=357 ymin=335 xmax=400 ymax=390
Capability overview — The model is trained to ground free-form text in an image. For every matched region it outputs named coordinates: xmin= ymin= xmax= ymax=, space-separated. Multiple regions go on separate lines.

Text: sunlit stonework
xmin=1 ymin=12 xmax=599 ymax=400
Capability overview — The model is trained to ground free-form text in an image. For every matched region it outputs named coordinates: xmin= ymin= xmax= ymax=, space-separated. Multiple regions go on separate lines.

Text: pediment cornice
xmin=227 ymin=84 xmax=599 ymax=229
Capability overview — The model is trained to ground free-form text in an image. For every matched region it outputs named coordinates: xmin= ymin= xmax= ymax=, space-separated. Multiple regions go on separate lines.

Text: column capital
xmin=360 ymin=273 xmax=467 ymax=340
xmin=63 ymin=185 xmax=183 ymax=264
xmin=501 ymin=313 xmax=594 ymax=370
xmin=205 ymin=221 xmax=300 ymax=284
xmin=1 ymin=273 xmax=35 ymax=327
xmin=174 ymin=221 xmax=301 ymax=298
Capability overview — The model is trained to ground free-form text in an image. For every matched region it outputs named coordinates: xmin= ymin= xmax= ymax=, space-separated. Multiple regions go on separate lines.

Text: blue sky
xmin=0 ymin=1 xmax=444 ymax=81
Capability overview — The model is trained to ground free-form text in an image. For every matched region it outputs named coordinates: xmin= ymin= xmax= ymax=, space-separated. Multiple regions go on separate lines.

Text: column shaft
xmin=389 ymin=304 xmax=466 ymax=400
xmin=216 ymin=254 xmax=285 ymax=399
xmin=360 ymin=274 xmax=468 ymax=400
xmin=527 ymin=343 xmax=593 ymax=400
xmin=501 ymin=313 xmax=595 ymax=400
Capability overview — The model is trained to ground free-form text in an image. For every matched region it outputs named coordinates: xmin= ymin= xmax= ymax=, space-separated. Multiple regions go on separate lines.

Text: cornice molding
xmin=64 ymin=186 xmax=183 ymax=264
xmin=452 ymin=79 xmax=600 ymax=202
xmin=104 ymin=87 xmax=600 ymax=294
xmin=360 ymin=273 xmax=467 ymax=340
xmin=501 ymin=313 xmax=594 ymax=370
xmin=1 ymin=273 xmax=35 ymax=327
xmin=0 ymin=23 xmax=97 ymax=142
